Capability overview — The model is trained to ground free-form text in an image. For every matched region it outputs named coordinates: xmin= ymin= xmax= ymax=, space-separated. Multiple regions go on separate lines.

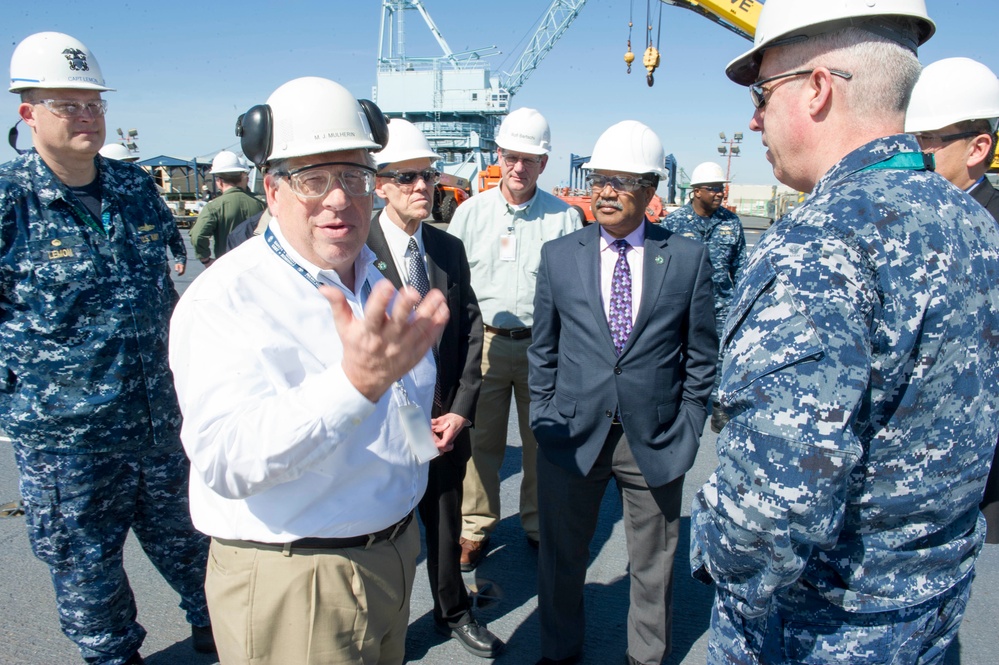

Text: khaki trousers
xmin=206 ymin=519 xmax=419 ymax=665
xmin=461 ymin=331 xmax=539 ymax=541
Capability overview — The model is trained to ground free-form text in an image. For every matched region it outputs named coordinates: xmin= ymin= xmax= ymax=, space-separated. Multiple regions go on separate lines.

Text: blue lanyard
xmin=264 ymin=226 xmax=371 ymax=301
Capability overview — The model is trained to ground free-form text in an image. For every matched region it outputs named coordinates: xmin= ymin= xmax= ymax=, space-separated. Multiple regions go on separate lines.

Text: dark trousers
xmin=418 ymin=450 xmax=473 ymax=626
xmin=537 ymin=426 xmax=683 ymax=665
xmin=14 ymin=445 xmax=210 ymax=664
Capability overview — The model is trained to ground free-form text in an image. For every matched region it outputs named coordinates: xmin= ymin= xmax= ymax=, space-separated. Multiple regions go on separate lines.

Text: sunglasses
xmin=586 ymin=173 xmax=654 ymax=192
xmin=696 ymin=185 xmax=725 ymax=193
xmin=376 ymin=168 xmax=441 ymax=186
xmin=750 ymin=69 xmax=853 ymax=109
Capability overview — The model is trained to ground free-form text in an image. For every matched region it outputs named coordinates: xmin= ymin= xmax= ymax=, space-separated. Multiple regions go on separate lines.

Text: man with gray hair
xmin=691 ymin=1 xmax=999 ymax=663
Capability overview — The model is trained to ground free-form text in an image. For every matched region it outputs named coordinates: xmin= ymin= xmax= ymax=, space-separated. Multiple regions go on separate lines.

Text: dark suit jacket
xmin=970 ymin=177 xmax=999 ymax=223
xmin=528 ymin=220 xmax=718 ymax=488
xmin=366 ymin=216 xmax=483 ymax=466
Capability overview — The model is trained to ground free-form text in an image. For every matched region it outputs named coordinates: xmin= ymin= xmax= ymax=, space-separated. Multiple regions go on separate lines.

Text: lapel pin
xmin=376 ymin=260 xmax=388 ymax=271
xmin=655 ymin=255 xmax=664 ymax=265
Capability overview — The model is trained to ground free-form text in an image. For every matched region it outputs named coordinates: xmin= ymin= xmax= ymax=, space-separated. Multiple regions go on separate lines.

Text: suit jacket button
xmin=614 ymin=366 xmax=622 ymax=375
xmin=605 ymin=410 xmax=613 ymax=418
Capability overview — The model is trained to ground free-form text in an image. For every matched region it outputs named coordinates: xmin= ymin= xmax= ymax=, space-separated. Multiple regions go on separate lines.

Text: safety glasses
xmin=33 ymin=99 xmax=107 ymax=119
xmin=274 ymin=161 xmax=376 ymax=198
xmin=750 ymin=69 xmax=852 ymax=109
xmin=376 ymin=168 xmax=441 ymax=186
xmin=586 ymin=173 xmax=654 ymax=193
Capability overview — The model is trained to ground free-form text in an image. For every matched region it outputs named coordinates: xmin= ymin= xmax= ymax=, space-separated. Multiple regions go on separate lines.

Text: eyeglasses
xmin=274 ymin=161 xmax=376 ymax=198
xmin=499 ymin=152 xmax=544 ymax=168
xmin=377 ymin=168 xmax=441 ymax=186
xmin=913 ymin=131 xmax=982 ymax=148
xmin=586 ymin=173 xmax=653 ymax=193
xmin=696 ymin=185 xmax=725 ymax=193
xmin=33 ymin=99 xmax=108 ymax=119
xmin=750 ymin=69 xmax=853 ymax=109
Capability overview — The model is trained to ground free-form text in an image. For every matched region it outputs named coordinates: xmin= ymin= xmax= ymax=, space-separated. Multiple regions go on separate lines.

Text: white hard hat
xmin=373 ymin=119 xmax=441 ymax=168
xmin=496 ymin=108 xmax=551 ymax=155
xmin=689 ymin=162 xmax=728 ymax=186
xmin=906 ymin=57 xmax=999 ymax=133
xmin=583 ymin=120 xmax=667 ymax=178
xmin=267 ymin=77 xmax=382 ymax=162
xmin=99 ymin=143 xmax=135 ymax=161
xmin=9 ymin=31 xmax=114 ymax=93
xmin=726 ymin=0 xmax=935 ymax=86
xmin=210 ymin=150 xmax=249 ymax=174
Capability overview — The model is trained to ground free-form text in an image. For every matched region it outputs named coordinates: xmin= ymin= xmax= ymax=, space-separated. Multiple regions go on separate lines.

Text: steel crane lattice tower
xmin=374 ymin=0 xmax=586 ymax=182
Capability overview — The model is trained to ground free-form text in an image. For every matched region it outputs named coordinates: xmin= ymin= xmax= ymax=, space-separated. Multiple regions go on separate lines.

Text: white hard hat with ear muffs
xmin=235 ymin=76 xmax=388 ymax=168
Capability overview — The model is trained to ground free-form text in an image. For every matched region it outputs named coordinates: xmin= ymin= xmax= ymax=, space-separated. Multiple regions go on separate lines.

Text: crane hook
xmin=643 ymin=46 xmax=660 ymax=87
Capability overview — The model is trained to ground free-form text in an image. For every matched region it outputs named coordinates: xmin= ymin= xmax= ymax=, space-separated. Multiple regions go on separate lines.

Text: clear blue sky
xmin=3 ymin=0 xmax=996 ymax=191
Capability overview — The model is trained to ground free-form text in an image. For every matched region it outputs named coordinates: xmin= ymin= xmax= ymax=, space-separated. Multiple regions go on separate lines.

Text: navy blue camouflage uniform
xmin=0 ymin=150 xmax=209 ymax=664
xmin=690 ymin=136 xmax=999 ymax=664
xmin=661 ymin=203 xmax=745 ymax=397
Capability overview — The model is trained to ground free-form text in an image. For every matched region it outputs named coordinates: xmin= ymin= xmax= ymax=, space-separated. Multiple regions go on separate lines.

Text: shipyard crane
xmin=375 ymin=0 xmax=586 ymax=190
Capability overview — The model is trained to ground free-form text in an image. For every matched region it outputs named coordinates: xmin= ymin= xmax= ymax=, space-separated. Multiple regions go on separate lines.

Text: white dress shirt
xmin=599 ymin=224 xmax=645 ymax=325
xmin=169 ymin=218 xmax=434 ymax=541
xmin=377 ymin=209 xmax=426 ymax=288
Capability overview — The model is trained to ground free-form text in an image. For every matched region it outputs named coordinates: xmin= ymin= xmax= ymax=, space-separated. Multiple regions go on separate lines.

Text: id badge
xmin=500 ymin=232 xmax=517 ymax=262
xmin=398 ymin=403 xmax=439 ymax=463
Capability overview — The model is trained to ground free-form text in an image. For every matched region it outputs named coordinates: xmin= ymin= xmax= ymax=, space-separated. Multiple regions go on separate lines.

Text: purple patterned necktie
xmin=609 ymin=238 xmax=633 ymax=355
xmin=407 ymin=237 xmax=443 ymax=412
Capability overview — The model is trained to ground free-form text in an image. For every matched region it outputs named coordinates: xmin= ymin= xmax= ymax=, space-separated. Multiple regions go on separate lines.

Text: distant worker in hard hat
xmin=100 ymin=142 xmax=188 ymax=277
xmin=367 ymin=118 xmax=502 ymax=659
xmin=907 ymin=56 xmax=999 ymax=546
xmin=1 ymin=31 xmax=212 ymax=664
xmin=189 ymin=150 xmax=264 ymax=267
xmin=170 ymin=77 xmax=449 ymax=665
xmin=447 ymin=107 xmax=582 ymax=570
xmin=529 ymin=120 xmax=717 ymax=665
xmin=662 ymin=161 xmax=746 ymax=433
xmin=690 ymin=1 xmax=999 ymax=663
xmin=99 ymin=141 xmax=139 ymax=162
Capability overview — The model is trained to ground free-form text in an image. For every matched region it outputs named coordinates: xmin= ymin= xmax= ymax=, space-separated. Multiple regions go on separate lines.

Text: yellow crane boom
xmin=659 ymin=0 xmax=761 ymax=41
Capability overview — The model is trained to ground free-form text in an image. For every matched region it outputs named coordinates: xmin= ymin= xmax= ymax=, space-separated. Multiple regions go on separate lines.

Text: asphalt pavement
xmin=0 ymin=229 xmax=996 ymax=664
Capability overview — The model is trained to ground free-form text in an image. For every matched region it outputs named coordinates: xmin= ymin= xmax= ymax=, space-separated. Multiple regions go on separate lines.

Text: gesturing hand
xmin=321 ymin=280 xmax=450 ymax=402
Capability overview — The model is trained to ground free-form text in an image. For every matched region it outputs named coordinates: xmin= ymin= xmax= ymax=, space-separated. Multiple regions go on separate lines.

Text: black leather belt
xmin=219 ymin=511 xmax=414 ymax=554
xmin=484 ymin=324 xmax=532 ymax=340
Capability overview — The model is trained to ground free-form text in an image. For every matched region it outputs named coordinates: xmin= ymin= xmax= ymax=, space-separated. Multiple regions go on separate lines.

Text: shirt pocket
xmin=28 ymin=235 xmax=96 ymax=285
xmin=134 ymin=224 xmax=169 ymax=267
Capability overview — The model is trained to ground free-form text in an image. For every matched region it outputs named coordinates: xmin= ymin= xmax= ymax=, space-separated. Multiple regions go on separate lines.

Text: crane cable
xmin=624 ymin=0 xmax=635 ymax=74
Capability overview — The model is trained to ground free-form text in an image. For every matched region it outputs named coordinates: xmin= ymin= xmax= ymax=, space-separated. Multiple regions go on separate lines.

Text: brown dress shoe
xmin=459 ymin=537 xmax=489 ymax=572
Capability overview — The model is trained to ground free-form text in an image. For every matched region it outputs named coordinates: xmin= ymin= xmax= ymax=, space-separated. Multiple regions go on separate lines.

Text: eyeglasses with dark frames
xmin=696 ymin=185 xmax=725 ymax=193
xmin=33 ymin=99 xmax=108 ymax=119
xmin=376 ymin=168 xmax=441 ymax=186
xmin=586 ymin=173 xmax=654 ymax=193
xmin=750 ymin=69 xmax=853 ymax=109
xmin=273 ymin=161 xmax=376 ymax=199
xmin=913 ymin=131 xmax=983 ymax=148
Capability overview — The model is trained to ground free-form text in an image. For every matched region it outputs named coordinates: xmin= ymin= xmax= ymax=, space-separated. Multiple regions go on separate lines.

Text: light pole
xmin=717 ymin=131 xmax=742 ymax=203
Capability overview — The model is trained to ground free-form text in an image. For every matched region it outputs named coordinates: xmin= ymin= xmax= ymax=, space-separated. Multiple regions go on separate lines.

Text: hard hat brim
xmin=9 ymin=80 xmax=115 ymax=93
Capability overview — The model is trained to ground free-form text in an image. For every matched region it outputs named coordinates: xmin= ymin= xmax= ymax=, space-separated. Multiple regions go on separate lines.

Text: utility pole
xmin=717 ymin=131 xmax=741 ymax=204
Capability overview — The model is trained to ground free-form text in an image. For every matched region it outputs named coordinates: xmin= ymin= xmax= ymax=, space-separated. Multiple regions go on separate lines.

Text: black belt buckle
xmin=508 ymin=327 xmax=532 ymax=340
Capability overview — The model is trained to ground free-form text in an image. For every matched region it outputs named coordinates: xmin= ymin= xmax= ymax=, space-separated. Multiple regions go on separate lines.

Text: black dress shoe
xmin=435 ymin=619 xmax=504 ymax=658
xmin=123 ymin=653 xmax=145 ymax=665
xmin=191 ymin=623 xmax=217 ymax=654
xmin=535 ymin=654 xmax=582 ymax=665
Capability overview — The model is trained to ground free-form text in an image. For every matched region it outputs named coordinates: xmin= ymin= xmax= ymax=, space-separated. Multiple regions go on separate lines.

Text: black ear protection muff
xmin=235 ymin=98 xmax=389 ymax=168
xmin=358 ymin=99 xmax=390 ymax=149
xmin=235 ymin=105 xmax=273 ymax=168
xmin=8 ymin=119 xmax=25 ymax=155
